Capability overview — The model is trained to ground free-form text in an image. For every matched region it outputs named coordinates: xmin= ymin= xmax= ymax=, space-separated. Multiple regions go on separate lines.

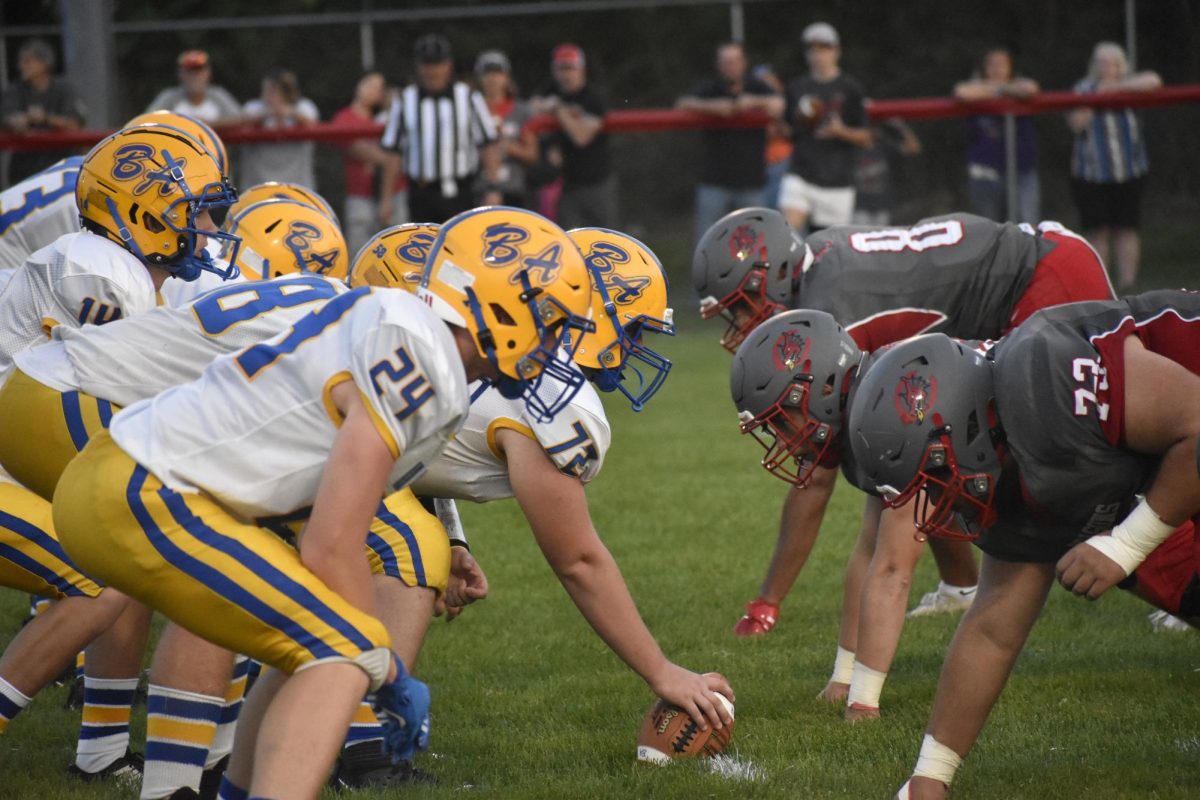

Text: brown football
xmin=635 ymin=695 xmax=735 ymax=763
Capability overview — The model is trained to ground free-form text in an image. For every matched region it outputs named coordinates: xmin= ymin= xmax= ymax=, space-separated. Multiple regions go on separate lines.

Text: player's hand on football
xmin=816 ymin=680 xmax=849 ymax=704
xmin=442 ymin=546 xmax=489 ymax=619
xmin=1055 ymin=540 xmax=1126 ymax=600
xmin=649 ymin=665 xmax=734 ymax=731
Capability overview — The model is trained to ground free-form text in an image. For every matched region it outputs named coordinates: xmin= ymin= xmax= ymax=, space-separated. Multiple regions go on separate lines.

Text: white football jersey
xmin=15 ymin=274 xmax=348 ymax=408
xmin=411 ymin=377 xmax=611 ymax=503
xmin=110 ymin=288 xmax=468 ymax=520
xmin=0 ymin=157 xmax=83 ymax=271
xmin=0 ymin=231 xmax=157 ymax=379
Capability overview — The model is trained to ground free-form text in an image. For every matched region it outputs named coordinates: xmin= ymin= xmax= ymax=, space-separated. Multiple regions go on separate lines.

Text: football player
xmin=51 ymin=206 xmax=594 ymax=799
xmin=0 ymin=111 xmax=229 ymax=292
xmin=0 ymin=207 xmax=423 ymax=799
xmin=348 ymin=226 xmax=732 ymax=783
xmin=845 ymin=294 xmax=1200 ymax=798
xmin=694 ymin=208 xmax=1114 ymax=702
xmin=0 ymin=120 xmax=236 ymax=781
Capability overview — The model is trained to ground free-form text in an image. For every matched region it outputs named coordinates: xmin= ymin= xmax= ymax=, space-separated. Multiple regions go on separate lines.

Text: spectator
xmin=780 ymin=22 xmax=871 ymax=232
xmin=238 ymin=68 xmax=319 ymax=190
xmin=953 ymin=47 xmax=1040 ymax=222
xmin=753 ymin=64 xmax=794 ymax=208
xmin=851 ymin=117 xmax=921 ymax=225
xmin=144 ymin=50 xmax=242 ymax=129
xmin=475 ymin=49 xmax=540 ymax=209
xmin=332 ymin=72 xmax=409 ymax=256
xmin=1 ymin=39 xmax=86 ymax=182
xmin=1068 ymin=42 xmax=1162 ymax=292
xmin=676 ymin=42 xmax=783 ymax=242
xmin=532 ymin=44 xmax=616 ymax=229
xmin=379 ymin=34 xmax=501 ymax=224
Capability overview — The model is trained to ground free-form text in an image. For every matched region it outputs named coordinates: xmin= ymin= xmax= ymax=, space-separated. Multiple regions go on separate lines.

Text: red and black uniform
xmin=985 ymin=290 xmax=1200 ymax=616
xmin=798 ymin=213 xmax=1114 ymax=352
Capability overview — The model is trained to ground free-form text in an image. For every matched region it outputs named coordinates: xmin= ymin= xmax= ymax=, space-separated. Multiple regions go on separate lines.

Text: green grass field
xmin=2 ymin=326 xmax=1199 ymax=799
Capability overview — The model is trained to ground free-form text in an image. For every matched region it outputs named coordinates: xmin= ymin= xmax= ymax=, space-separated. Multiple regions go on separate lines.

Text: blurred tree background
xmin=4 ymin=0 xmax=1199 ymax=288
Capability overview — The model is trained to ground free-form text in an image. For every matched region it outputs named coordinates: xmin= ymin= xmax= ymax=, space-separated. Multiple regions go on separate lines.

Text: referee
xmin=379 ymin=34 xmax=503 ymax=224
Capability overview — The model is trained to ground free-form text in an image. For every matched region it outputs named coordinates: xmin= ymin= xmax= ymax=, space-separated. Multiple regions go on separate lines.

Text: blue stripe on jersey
xmin=96 ymin=399 xmax=115 ymax=429
xmin=145 ymin=741 xmax=209 ymax=767
xmin=374 ymin=504 xmax=426 ymax=586
xmin=60 ymin=391 xmax=92 ymax=452
xmin=125 ymin=467 xmax=340 ymax=662
xmin=0 ymin=512 xmax=84 ymax=596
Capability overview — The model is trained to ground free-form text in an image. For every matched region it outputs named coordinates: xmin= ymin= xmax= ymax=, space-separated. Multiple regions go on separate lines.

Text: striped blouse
xmin=1070 ymin=78 xmax=1149 ymax=184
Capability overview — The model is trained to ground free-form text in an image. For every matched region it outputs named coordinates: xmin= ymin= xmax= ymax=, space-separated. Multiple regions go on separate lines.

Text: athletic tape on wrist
xmin=831 ymin=646 xmax=855 ymax=684
xmin=912 ymin=733 xmax=962 ymax=786
xmin=1084 ymin=500 xmax=1175 ymax=576
xmin=847 ymin=661 xmax=887 ymax=709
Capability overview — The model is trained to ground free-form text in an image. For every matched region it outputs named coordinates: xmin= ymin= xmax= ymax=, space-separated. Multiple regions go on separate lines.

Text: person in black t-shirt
xmin=677 ymin=42 xmax=784 ymax=244
xmin=1 ymin=39 xmax=86 ymax=183
xmin=779 ymin=22 xmax=871 ymax=233
xmin=532 ymin=44 xmax=616 ymax=229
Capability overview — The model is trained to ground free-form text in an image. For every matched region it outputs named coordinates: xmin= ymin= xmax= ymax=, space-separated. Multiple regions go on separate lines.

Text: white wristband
xmin=831 ymin=646 xmax=855 ymax=684
xmin=912 ymin=734 xmax=962 ymax=786
xmin=847 ymin=661 xmax=887 ymax=708
xmin=1084 ymin=500 xmax=1175 ymax=576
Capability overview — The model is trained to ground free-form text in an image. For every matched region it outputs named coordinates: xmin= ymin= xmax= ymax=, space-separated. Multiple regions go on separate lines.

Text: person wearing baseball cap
xmin=778 ymin=22 xmax=871 ymax=233
xmin=476 ymin=50 xmax=540 ymax=208
xmin=144 ymin=48 xmax=242 ymax=129
xmin=533 ymin=43 xmax=617 ymax=228
xmin=377 ymin=35 xmax=503 ymax=223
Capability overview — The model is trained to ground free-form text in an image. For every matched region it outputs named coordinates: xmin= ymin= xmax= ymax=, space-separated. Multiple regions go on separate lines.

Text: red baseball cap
xmin=178 ymin=50 xmax=209 ymax=70
xmin=552 ymin=44 xmax=585 ymax=68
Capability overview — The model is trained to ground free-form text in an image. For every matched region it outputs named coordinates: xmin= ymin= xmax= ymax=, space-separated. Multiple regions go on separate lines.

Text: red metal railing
xmin=2 ymin=85 xmax=1198 ymax=152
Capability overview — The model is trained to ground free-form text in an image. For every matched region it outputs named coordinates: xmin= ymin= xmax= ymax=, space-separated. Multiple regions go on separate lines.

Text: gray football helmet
xmin=731 ymin=310 xmax=862 ymax=487
xmin=692 ymin=207 xmax=807 ymax=352
xmin=847 ymin=333 xmax=1003 ymax=540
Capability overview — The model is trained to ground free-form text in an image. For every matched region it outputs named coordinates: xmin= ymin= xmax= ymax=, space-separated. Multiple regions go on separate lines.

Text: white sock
xmin=141 ymin=684 xmax=222 ymax=799
xmin=0 ymin=677 xmax=32 ymax=734
xmin=75 ymin=676 xmax=138 ymax=772
xmin=939 ymin=580 xmax=977 ymax=598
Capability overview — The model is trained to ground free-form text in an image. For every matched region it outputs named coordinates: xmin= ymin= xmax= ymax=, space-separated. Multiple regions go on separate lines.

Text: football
xmin=635 ymin=694 xmax=735 ymax=763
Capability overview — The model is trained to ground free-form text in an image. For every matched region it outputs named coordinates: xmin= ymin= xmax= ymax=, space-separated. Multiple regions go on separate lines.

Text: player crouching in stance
xmin=0 ymin=120 xmax=236 ymax=780
xmin=51 ymin=206 xmax=594 ymax=799
xmin=847 ymin=293 xmax=1200 ymax=798
xmin=731 ymin=309 xmax=935 ymax=719
xmin=353 ymin=226 xmax=734 ymax=763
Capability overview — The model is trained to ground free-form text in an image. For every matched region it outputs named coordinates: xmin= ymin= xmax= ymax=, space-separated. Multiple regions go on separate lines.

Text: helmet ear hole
xmin=490 ymin=303 xmax=517 ymax=326
xmin=141 ymin=212 xmax=165 ymax=234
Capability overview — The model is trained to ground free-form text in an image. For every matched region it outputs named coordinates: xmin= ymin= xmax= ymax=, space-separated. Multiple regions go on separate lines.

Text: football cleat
xmin=331 ymin=741 xmax=436 ymax=790
xmin=732 ymin=598 xmax=780 ymax=636
xmin=906 ymin=584 xmax=976 ymax=618
xmin=66 ymin=748 xmax=144 ymax=785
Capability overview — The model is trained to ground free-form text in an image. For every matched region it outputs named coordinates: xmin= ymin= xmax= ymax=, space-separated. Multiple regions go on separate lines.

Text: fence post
xmin=360 ymin=19 xmax=375 ymax=72
xmin=1003 ymin=112 xmax=1018 ymax=221
xmin=729 ymin=1 xmax=744 ymax=43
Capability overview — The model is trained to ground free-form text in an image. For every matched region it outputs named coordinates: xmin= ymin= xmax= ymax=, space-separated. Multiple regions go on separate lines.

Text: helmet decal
xmin=283 ymin=220 xmax=341 ymax=275
xmin=482 ymin=223 xmax=530 ymax=265
xmin=894 ymin=371 xmax=937 ymax=425
xmin=395 ymin=231 xmax=436 ymax=266
xmin=729 ymin=224 xmax=763 ymax=260
xmin=585 ymin=241 xmax=651 ymax=305
xmin=772 ymin=330 xmax=811 ymax=371
xmin=112 ymin=144 xmax=188 ymax=197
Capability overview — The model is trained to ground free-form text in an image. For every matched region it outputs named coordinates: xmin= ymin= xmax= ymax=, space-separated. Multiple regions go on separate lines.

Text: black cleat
xmin=331 ymin=741 xmax=436 ymax=790
xmin=198 ymin=754 xmax=229 ymax=800
xmin=66 ymin=748 xmax=144 ymax=786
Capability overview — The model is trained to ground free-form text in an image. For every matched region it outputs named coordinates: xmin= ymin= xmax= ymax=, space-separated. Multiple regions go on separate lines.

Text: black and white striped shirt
xmin=380 ymin=82 xmax=498 ymax=192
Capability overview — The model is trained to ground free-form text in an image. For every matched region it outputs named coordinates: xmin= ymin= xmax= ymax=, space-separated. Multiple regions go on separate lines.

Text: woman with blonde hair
xmin=1068 ymin=42 xmax=1162 ymax=291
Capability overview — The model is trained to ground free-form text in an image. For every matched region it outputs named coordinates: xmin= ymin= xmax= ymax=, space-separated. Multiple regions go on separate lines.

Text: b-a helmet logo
xmin=284 ymin=221 xmax=341 ymax=274
xmin=395 ymin=231 xmax=437 ymax=267
xmin=585 ymin=241 xmax=651 ymax=305
xmin=894 ymin=371 xmax=937 ymax=425
xmin=772 ymin=330 xmax=810 ymax=371
xmin=481 ymin=223 xmax=530 ymax=265
xmin=728 ymin=224 xmax=763 ymax=262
